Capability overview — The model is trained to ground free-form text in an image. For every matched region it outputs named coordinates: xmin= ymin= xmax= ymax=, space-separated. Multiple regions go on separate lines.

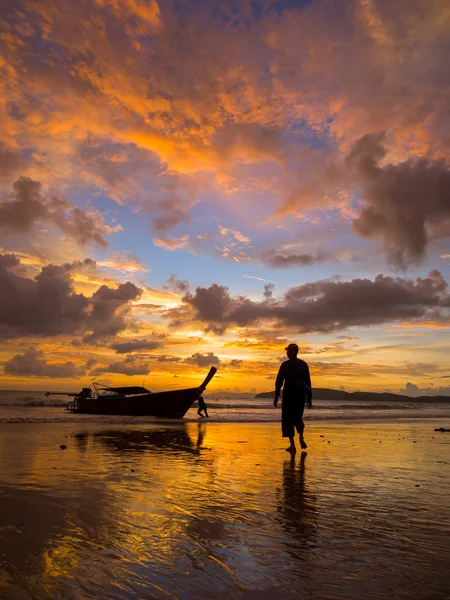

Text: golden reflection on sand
xmin=0 ymin=421 xmax=449 ymax=599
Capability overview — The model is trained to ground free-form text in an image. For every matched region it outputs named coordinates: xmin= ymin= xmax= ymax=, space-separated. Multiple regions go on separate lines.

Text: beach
xmin=0 ymin=419 xmax=449 ymax=599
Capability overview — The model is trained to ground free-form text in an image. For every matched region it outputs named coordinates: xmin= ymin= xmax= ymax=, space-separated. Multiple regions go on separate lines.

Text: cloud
xmin=243 ymin=274 xmax=270 ymax=282
xmin=219 ymin=226 xmax=250 ymax=244
xmin=164 ymin=274 xmax=189 ymax=294
xmin=0 ymin=177 xmax=113 ymax=247
xmin=1 ymin=0 xmax=450 ymax=264
xmin=156 ymin=355 xmax=181 ymax=363
xmin=151 ymin=193 xmax=193 ymax=235
xmin=216 ymin=224 xmax=252 ymax=262
xmin=3 ymin=347 xmax=95 ymax=378
xmin=262 ymin=249 xmax=330 ymax=267
xmin=0 ymin=253 xmax=141 ymax=340
xmin=97 ymin=252 xmax=148 ymax=274
xmin=84 ymin=281 xmax=143 ymax=342
xmin=180 ymin=270 xmax=450 ymax=333
xmin=183 ymin=284 xmax=232 ymax=323
xmin=185 ymin=352 xmax=220 ymax=368
xmin=263 ymin=283 xmax=275 ymax=301
xmin=204 ymin=323 xmax=228 ymax=336
xmin=348 ymin=133 xmax=450 ymax=268
xmin=91 ymin=355 xmax=150 ymax=376
xmin=229 ymin=359 xmax=242 ymax=368
xmin=110 ymin=338 xmax=164 ymax=354
xmin=398 ymin=382 xmax=450 ymax=397
xmin=153 ymin=235 xmax=190 ymax=251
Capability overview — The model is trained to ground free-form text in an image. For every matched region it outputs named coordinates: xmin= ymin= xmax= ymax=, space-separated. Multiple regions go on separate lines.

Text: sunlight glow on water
xmin=0 ymin=422 xmax=449 ymax=599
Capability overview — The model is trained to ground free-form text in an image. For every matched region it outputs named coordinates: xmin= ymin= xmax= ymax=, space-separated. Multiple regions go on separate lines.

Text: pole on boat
xmin=198 ymin=366 xmax=217 ymax=391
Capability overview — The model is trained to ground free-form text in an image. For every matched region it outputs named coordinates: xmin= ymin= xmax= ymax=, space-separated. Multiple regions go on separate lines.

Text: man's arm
xmin=274 ymin=362 xmax=285 ymax=407
xmin=304 ymin=363 xmax=312 ymax=408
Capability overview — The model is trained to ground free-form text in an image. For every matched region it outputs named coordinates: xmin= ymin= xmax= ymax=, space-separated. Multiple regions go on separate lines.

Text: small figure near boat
xmin=197 ymin=396 xmax=209 ymax=418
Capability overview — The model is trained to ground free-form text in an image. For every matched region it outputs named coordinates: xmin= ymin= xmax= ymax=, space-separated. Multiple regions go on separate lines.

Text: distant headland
xmin=254 ymin=388 xmax=450 ymax=403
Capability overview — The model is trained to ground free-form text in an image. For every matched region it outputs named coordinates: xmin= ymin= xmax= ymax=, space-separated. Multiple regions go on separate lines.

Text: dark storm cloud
xmin=182 ymin=284 xmax=266 ymax=327
xmin=185 ymin=352 xmax=220 ymax=367
xmin=3 ymin=347 xmax=96 ymax=378
xmin=91 ymin=355 xmax=149 ymax=376
xmin=83 ymin=282 xmax=142 ymax=342
xmin=262 ymin=249 xmax=330 ymax=268
xmin=0 ymin=253 xmax=142 ymax=340
xmin=156 ymin=355 xmax=181 ymax=363
xmin=348 ymin=134 xmax=450 ymax=269
xmin=180 ymin=271 xmax=450 ymax=333
xmin=0 ymin=254 xmax=89 ymax=339
xmin=0 ymin=176 xmax=109 ymax=247
xmin=278 ymin=270 xmax=449 ymax=331
xmin=183 ymin=284 xmax=232 ymax=322
xmin=110 ymin=339 xmax=164 ymax=354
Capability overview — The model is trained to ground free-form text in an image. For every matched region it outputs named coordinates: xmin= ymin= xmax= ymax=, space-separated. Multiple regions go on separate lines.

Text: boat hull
xmin=71 ymin=387 xmax=202 ymax=418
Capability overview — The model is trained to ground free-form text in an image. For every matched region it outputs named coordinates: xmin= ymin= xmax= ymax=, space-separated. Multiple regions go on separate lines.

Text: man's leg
xmin=299 ymin=431 xmax=307 ymax=449
xmin=286 ymin=435 xmax=296 ymax=453
xmin=298 ymin=419 xmax=307 ymax=449
xmin=282 ymin=405 xmax=296 ymax=453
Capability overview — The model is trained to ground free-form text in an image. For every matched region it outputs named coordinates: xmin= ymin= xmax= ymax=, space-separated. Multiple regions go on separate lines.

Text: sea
xmin=1 ymin=389 xmax=450 ymax=423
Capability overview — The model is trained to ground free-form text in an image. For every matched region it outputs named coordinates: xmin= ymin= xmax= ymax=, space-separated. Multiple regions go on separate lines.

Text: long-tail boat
xmin=45 ymin=367 xmax=217 ymax=418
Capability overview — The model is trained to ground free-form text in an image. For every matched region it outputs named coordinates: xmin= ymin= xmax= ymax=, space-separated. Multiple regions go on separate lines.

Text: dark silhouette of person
xmin=274 ymin=343 xmax=312 ymax=454
xmin=197 ymin=395 xmax=208 ymax=417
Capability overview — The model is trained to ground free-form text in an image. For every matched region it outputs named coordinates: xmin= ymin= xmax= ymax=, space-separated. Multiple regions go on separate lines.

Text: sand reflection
xmin=278 ymin=452 xmax=317 ymax=558
xmin=1 ymin=422 xmax=450 ymax=599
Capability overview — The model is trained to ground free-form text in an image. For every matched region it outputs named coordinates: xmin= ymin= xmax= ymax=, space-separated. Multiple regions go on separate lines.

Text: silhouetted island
xmin=255 ymin=388 xmax=450 ymax=403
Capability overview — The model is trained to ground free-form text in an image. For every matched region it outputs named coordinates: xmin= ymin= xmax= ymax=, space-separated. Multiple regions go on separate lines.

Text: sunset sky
xmin=0 ymin=0 xmax=449 ymax=394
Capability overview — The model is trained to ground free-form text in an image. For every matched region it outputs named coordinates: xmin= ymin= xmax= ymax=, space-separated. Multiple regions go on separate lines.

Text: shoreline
xmin=1 ymin=411 xmax=450 ymax=425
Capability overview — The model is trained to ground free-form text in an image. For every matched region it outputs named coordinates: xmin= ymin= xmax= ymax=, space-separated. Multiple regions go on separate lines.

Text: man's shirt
xmin=275 ymin=358 xmax=312 ymax=403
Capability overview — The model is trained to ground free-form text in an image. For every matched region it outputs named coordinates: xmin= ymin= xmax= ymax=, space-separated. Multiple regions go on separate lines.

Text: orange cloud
xmin=153 ymin=235 xmax=190 ymax=251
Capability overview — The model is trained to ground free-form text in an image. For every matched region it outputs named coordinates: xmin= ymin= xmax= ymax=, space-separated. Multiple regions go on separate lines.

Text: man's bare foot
xmin=285 ymin=445 xmax=297 ymax=454
xmin=300 ymin=438 xmax=307 ymax=449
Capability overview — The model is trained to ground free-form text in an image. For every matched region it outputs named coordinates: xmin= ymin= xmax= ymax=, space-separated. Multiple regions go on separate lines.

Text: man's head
xmin=285 ymin=343 xmax=299 ymax=359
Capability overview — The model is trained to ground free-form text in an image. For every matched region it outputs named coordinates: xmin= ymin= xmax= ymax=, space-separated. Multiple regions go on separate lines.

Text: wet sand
xmin=0 ymin=420 xmax=449 ymax=599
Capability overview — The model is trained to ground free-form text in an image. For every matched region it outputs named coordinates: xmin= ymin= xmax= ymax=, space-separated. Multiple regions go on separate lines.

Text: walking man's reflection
xmin=278 ymin=452 xmax=317 ymax=557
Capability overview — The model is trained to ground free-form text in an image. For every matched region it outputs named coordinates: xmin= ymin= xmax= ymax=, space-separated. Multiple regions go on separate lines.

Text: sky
xmin=0 ymin=0 xmax=449 ymax=395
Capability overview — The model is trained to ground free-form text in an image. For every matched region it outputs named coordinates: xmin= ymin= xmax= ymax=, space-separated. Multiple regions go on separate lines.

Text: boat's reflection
xmin=74 ymin=423 xmax=207 ymax=456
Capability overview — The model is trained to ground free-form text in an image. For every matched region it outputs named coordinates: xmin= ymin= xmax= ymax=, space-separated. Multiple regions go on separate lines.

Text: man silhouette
xmin=274 ymin=343 xmax=312 ymax=454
